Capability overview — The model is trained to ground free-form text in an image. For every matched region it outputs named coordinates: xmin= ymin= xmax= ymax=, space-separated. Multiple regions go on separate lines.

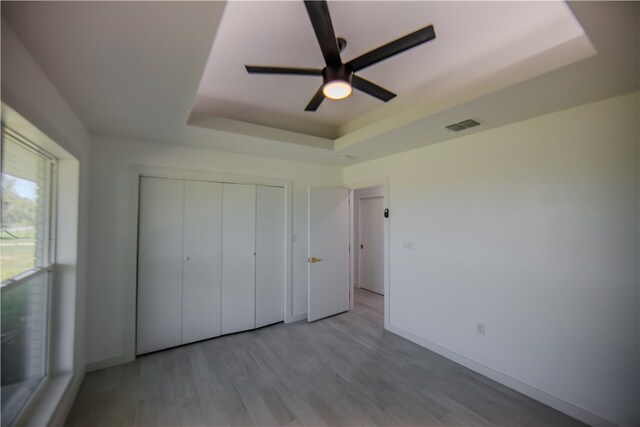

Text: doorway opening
xmin=350 ymin=185 xmax=385 ymax=326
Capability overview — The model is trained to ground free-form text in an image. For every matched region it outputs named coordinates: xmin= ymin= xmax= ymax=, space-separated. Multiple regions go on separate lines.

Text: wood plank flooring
xmin=66 ymin=288 xmax=583 ymax=426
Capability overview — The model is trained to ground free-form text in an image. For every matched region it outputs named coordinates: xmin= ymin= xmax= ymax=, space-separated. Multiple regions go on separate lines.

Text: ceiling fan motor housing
xmin=322 ymin=64 xmax=352 ymax=86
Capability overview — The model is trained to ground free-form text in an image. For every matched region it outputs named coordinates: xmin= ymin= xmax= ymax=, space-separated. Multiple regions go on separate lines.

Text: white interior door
xmin=137 ymin=177 xmax=184 ymax=355
xmin=182 ymin=180 xmax=223 ymax=344
xmin=308 ymin=186 xmax=350 ymax=322
xmin=221 ymin=183 xmax=256 ymax=334
xmin=360 ymin=196 xmax=384 ymax=295
xmin=255 ymin=185 xmax=285 ymax=328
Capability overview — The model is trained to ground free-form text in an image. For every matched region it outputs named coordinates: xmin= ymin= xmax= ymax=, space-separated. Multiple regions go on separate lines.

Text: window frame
xmin=1 ymin=126 xmax=57 ymax=269
xmin=1 ymin=125 xmax=57 ymax=427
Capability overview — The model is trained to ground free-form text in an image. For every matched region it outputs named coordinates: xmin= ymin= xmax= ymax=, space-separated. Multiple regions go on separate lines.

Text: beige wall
xmin=344 ymin=92 xmax=640 ymax=426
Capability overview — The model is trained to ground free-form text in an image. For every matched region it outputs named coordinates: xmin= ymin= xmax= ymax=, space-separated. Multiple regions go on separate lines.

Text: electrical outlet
xmin=403 ymin=241 xmax=415 ymax=251
xmin=476 ymin=322 xmax=485 ymax=336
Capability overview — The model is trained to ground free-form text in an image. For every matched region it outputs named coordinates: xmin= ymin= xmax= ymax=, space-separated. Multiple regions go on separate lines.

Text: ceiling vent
xmin=446 ymin=118 xmax=482 ymax=132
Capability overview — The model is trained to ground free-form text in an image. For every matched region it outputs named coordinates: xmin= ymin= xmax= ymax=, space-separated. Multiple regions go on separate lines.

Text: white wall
xmin=352 ymin=186 xmax=384 ymax=288
xmin=86 ymin=134 xmax=342 ymax=369
xmin=1 ymin=20 xmax=91 ymax=426
xmin=343 ymin=92 xmax=639 ymax=427
xmin=4 ymin=8 xmax=637 ymax=425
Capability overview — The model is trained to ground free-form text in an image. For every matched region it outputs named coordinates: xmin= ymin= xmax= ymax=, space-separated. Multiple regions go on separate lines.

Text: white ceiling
xmin=194 ymin=1 xmax=590 ymax=139
xmin=1 ymin=1 xmax=638 ymax=166
xmin=1 ymin=1 xmax=225 ymax=143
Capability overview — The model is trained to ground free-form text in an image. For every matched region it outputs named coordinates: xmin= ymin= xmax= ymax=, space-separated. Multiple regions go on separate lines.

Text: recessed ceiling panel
xmin=194 ymin=1 xmax=590 ymax=139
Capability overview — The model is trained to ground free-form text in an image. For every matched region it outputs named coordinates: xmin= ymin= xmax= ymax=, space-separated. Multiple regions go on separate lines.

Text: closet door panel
xmin=221 ymin=184 xmax=256 ymax=334
xmin=182 ymin=180 xmax=223 ymax=344
xmin=255 ymin=186 xmax=285 ymax=328
xmin=137 ymin=177 xmax=184 ymax=355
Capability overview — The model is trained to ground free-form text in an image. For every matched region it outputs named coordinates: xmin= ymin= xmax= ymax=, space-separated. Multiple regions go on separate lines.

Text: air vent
xmin=458 ymin=119 xmax=481 ymax=128
xmin=445 ymin=124 xmax=465 ymax=132
xmin=446 ymin=118 xmax=482 ymax=132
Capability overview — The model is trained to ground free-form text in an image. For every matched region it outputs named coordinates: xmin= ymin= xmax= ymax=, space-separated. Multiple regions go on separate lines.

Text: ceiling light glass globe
xmin=323 ymin=80 xmax=352 ymax=100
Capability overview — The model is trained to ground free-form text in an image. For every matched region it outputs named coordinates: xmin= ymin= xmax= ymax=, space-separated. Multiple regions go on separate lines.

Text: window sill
xmin=14 ymin=372 xmax=74 ymax=427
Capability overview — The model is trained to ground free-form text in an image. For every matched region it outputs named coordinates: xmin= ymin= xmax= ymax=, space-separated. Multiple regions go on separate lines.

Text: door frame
xmin=346 ymin=178 xmax=390 ymax=330
xmin=120 ymin=165 xmax=293 ymax=367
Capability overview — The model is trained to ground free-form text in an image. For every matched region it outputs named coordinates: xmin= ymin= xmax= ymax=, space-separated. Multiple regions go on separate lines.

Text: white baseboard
xmin=386 ymin=323 xmax=617 ymax=427
xmin=288 ymin=312 xmax=307 ymax=323
xmin=86 ymin=353 xmax=133 ymax=373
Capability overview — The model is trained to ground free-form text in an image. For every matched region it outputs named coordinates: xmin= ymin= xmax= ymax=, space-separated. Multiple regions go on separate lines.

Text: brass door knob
xmin=308 ymin=257 xmax=322 ymax=263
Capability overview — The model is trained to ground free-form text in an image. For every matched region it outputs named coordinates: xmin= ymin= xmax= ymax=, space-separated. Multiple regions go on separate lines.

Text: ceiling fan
xmin=245 ymin=0 xmax=436 ymax=112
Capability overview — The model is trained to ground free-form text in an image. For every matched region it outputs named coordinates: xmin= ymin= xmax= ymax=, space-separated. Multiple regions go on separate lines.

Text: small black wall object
xmin=384 ymin=208 xmax=389 ymax=218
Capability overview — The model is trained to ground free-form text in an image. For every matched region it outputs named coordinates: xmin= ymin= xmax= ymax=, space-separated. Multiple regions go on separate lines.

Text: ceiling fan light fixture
xmin=322 ymin=64 xmax=352 ymax=100
xmin=323 ymin=80 xmax=352 ymax=100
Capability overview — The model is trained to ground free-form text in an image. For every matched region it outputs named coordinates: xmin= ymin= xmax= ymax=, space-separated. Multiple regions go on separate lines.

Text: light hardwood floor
xmin=66 ymin=288 xmax=583 ymax=426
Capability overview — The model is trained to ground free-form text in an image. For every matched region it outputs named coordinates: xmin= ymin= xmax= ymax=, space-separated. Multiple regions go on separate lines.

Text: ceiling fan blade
xmin=305 ymin=86 xmax=325 ymax=111
xmin=352 ymin=75 xmax=396 ymax=102
xmin=245 ymin=65 xmax=322 ymax=76
xmin=304 ymin=0 xmax=341 ymax=67
xmin=347 ymin=25 xmax=435 ymax=72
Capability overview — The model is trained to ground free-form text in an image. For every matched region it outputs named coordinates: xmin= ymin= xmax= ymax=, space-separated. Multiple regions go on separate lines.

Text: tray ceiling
xmin=6 ymin=1 xmax=635 ymax=166
xmin=193 ymin=1 xmax=593 ymax=141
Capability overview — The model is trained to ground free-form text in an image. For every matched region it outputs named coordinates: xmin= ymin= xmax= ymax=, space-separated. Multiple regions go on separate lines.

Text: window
xmin=1 ymin=127 xmax=55 ymax=427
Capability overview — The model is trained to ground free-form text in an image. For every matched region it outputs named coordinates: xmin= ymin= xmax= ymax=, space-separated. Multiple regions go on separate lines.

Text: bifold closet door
xmin=182 ymin=180 xmax=223 ymax=344
xmin=221 ymin=184 xmax=256 ymax=334
xmin=255 ymin=186 xmax=285 ymax=328
xmin=137 ymin=177 xmax=184 ymax=355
